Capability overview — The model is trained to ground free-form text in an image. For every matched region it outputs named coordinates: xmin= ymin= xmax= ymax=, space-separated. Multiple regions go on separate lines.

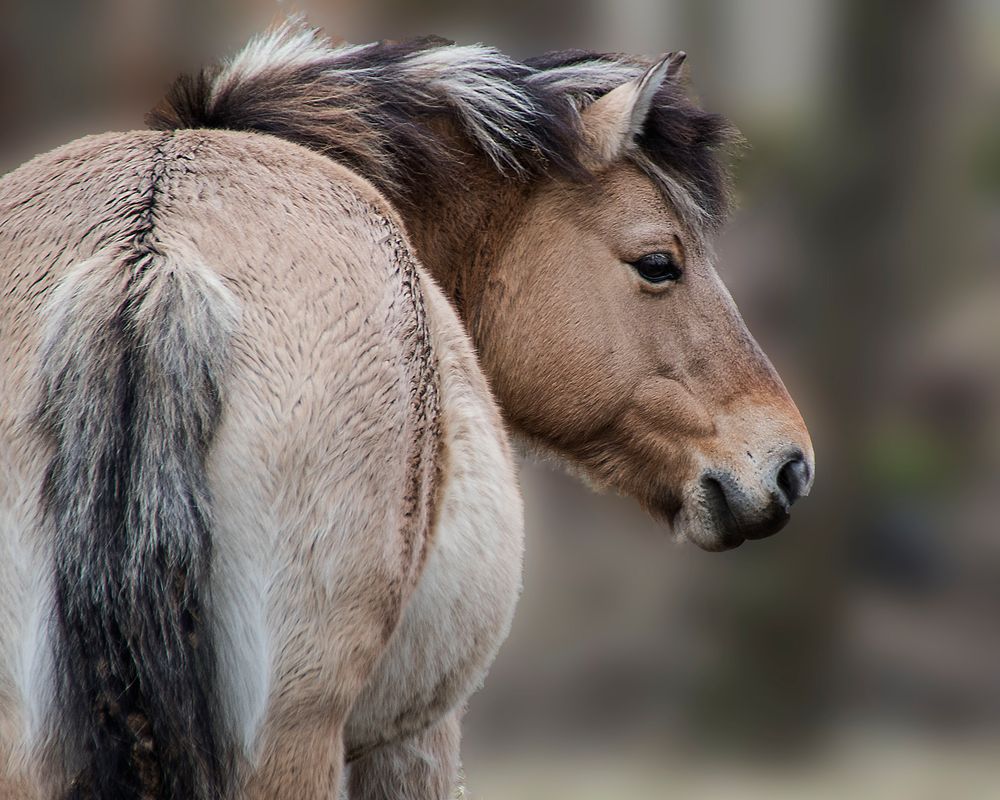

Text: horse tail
xmin=35 ymin=238 xmax=239 ymax=799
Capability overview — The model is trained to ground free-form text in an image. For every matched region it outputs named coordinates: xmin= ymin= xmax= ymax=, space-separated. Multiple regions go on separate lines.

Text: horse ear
xmin=580 ymin=52 xmax=685 ymax=166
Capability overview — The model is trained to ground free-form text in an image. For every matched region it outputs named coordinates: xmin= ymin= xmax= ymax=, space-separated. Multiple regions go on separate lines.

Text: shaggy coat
xmin=0 ymin=20 xmax=813 ymax=799
xmin=1 ymin=130 xmax=521 ymax=798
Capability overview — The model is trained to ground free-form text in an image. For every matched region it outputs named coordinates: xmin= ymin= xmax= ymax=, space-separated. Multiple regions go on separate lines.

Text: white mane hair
xmin=151 ymin=19 xmax=738 ymax=231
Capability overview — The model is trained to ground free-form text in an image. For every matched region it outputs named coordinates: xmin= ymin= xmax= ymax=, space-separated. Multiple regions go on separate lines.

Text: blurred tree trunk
xmin=812 ymin=0 xmax=968 ymax=716
xmin=811 ymin=0 xmax=965 ymax=565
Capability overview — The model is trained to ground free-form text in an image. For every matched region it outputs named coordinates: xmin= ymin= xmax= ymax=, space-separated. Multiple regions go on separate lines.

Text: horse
xmin=0 ymin=20 xmax=814 ymax=799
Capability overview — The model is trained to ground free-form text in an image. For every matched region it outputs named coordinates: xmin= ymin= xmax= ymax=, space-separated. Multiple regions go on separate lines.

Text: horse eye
xmin=630 ymin=252 xmax=683 ymax=284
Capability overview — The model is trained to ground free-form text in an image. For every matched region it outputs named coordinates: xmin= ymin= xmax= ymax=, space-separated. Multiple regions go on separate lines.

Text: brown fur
xmin=385 ymin=141 xmax=810 ymax=551
xmin=0 ymin=23 xmax=814 ymax=800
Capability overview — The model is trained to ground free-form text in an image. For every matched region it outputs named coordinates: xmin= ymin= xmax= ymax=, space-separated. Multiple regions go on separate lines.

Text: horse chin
xmin=689 ymin=523 xmax=746 ymax=552
xmin=664 ymin=490 xmax=747 ymax=552
xmin=515 ymin=438 xmax=761 ymax=553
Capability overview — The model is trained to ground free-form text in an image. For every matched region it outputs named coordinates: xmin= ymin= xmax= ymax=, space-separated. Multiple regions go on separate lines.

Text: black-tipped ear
xmin=579 ymin=52 xmax=683 ymax=165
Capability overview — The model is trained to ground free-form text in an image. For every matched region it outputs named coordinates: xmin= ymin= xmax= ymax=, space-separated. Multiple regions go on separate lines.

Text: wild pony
xmin=0 ymin=20 xmax=814 ymax=800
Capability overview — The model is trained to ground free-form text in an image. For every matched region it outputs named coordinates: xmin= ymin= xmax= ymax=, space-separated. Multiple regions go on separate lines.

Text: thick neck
xmin=388 ymin=145 xmax=530 ymax=342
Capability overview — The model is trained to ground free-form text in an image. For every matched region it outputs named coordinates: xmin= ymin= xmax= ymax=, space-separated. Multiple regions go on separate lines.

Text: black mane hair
xmin=149 ymin=20 xmax=738 ymax=230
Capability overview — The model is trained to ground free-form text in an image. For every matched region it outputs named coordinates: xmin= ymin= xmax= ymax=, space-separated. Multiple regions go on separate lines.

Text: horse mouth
xmin=697 ymin=477 xmax=748 ymax=550
xmin=647 ymin=464 xmax=799 ymax=551
xmin=694 ymin=476 xmax=791 ymax=551
xmin=649 ymin=489 xmax=742 ymax=551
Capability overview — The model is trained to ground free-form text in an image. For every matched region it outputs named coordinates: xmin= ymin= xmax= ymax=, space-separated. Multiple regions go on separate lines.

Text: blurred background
xmin=3 ymin=1 xmax=998 ymax=797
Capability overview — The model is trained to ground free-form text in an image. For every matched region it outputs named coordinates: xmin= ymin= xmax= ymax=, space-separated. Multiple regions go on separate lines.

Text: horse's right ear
xmin=579 ymin=52 xmax=685 ymax=167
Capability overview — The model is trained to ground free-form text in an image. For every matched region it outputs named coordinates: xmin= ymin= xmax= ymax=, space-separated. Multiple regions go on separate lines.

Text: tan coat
xmin=1 ymin=21 xmax=816 ymax=798
xmin=0 ymin=129 xmax=523 ymax=797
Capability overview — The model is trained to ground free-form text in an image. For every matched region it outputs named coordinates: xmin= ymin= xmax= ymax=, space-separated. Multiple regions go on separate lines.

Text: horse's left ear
xmin=580 ymin=52 xmax=685 ymax=166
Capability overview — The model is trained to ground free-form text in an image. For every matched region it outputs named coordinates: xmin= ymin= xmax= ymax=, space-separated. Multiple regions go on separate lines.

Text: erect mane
xmin=149 ymin=20 xmax=737 ymax=230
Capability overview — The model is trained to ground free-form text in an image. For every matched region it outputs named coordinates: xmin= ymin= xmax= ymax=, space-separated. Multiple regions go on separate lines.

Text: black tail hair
xmin=36 ymin=165 xmax=238 ymax=798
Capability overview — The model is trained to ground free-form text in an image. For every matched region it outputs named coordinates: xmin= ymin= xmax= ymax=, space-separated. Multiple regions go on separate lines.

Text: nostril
xmin=776 ymin=452 xmax=809 ymax=507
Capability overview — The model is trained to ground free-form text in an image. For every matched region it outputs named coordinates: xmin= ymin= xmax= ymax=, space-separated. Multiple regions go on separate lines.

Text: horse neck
xmin=394 ymin=155 xmax=529 ymax=341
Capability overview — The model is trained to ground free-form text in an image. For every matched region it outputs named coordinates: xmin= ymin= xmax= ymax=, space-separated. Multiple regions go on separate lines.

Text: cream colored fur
xmin=344 ymin=273 xmax=523 ymax=786
xmin=0 ymin=129 xmax=521 ymax=798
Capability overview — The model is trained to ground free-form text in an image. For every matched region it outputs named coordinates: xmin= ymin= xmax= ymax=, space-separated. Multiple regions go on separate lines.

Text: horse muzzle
xmin=688 ymin=448 xmax=814 ymax=551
